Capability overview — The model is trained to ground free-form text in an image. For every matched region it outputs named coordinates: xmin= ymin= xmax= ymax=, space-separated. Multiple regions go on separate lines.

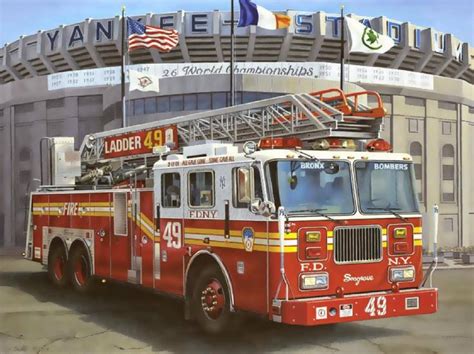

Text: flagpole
xmin=339 ymin=5 xmax=345 ymax=91
xmin=121 ymin=5 xmax=127 ymax=128
xmin=230 ymin=0 xmax=235 ymax=106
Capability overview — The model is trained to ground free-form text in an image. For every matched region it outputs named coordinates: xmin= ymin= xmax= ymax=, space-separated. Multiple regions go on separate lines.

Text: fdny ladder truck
xmin=24 ymin=88 xmax=438 ymax=333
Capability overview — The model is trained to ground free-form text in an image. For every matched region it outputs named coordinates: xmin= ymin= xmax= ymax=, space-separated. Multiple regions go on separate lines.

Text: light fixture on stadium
xmin=366 ymin=139 xmax=392 ymax=152
xmin=258 ymin=137 xmax=302 ymax=149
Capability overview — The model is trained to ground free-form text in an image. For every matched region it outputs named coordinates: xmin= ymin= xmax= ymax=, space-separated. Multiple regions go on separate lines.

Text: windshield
xmin=268 ymin=160 xmax=354 ymax=215
xmin=355 ymin=161 xmax=419 ymax=214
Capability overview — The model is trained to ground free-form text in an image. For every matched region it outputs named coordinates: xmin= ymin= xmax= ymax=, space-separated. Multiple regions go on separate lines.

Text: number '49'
xmin=144 ymin=129 xmax=163 ymax=149
xmin=163 ymin=222 xmax=182 ymax=249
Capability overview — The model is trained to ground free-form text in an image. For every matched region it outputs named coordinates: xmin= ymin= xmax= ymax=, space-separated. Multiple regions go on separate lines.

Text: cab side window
xmin=162 ymin=173 xmax=181 ymax=208
xmin=189 ymin=171 xmax=214 ymax=207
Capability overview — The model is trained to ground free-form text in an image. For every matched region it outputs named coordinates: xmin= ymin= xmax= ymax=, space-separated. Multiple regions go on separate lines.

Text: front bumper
xmin=273 ymin=288 xmax=438 ymax=326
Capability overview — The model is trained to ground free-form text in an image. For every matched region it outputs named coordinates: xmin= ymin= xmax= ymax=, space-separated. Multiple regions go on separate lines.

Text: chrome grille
xmin=334 ymin=226 xmax=382 ymax=264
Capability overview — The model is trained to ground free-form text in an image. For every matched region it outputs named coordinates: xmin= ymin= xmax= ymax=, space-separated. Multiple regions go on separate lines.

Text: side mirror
xmin=250 ymin=199 xmax=275 ymax=217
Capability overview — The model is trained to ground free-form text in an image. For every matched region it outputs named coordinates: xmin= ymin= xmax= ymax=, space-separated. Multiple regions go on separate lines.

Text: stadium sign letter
xmin=69 ymin=26 xmax=84 ymax=47
xmin=46 ymin=31 xmax=59 ymax=51
xmin=192 ymin=14 xmax=208 ymax=33
xmin=454 ymin=43 xmax=465 ymax=62
xmin=434 ymin=32 xmax=445 ymax=53
xmin=325 ymin=16 xmax=343 ymax=37
xmin=295 ymin=15 xmax=313 ymax=34
xmin=160 ymin=16 xmax=175 ymax=29
xmin=361 ymin=18 xmax=372 ymax=28
xmin=96 ymin=21 xmax=113 ymax=41
xmin=414 ymin=29 xmax=421 ymax=48
xmin=387 ymin=21 xmax=402 ymax=43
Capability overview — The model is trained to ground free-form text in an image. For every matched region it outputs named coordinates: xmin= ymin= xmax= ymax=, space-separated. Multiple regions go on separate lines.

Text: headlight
xmin=300 ymin=273 xmax=329 ymax=290
xmin=306 ymin=231 xmax=321 ymax=242
xmin=394 ymin=228 xmax=407 ymax=239
xmin=390 ymin=266 xmax=415 ymax=282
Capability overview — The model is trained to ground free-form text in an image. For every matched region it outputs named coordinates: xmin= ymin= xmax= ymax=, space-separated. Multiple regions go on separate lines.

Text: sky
xmin=0 ymin=0 xmax=473 ymax=46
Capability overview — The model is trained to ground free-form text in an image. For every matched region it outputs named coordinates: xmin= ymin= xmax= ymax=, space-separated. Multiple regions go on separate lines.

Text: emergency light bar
xmin=258 ymin=137 xmax=302 ymax=149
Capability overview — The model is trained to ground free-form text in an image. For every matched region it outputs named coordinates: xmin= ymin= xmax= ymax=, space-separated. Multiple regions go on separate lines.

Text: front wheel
xmin=191 ymin=265 xmax=233 ymax=334
xmin=68 ymin=246 xmax=94 ymax=293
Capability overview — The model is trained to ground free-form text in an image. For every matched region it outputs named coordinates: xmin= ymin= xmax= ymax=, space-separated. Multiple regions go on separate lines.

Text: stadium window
xmin=443 ymin=165 xmax=454 ymax=181
xmin=438 ymin=101 xmax=456 ymax=110
xmin=408 ymin=118 xmax=419 ymax=133
xmin=161 ymin=173 xmax=181 ymax=208
xmin=212 ymin=92 xmax=227 ymax=109
xmin=197 ymin=93 xmax=211 ymax=110
xmin=257 ymin=92 xmax=274 ymax=100
xmin=442 ymin=144 xmax=455 ymax=158
xmin=46 ymin=98 xmax=64 ymax=109
xmin=409 ymin=141 xmax=423 ymax=202
xmin=409 ymin=141 xmax=422 ymax=156
xmin=184 ymin=94 xmax=197 ymax=111
xmin=19 ymin=170 xmax=31 ymax=185
xmin=443 ymin=218 xmax=454 ymax=232
xmin=19 ymin=147 xmax=31 ymax=161
xmin=126 ymin=101 xmax=134 ymax=116
xmin=235 ymin=92 xmax=242 ymax=105
xmin=405 ymin=97 xmax=424 ymax=107
xmin=441 ymin=144 xmax=456 ymax=203
xmin=144 ymin=97 xmax=157 ymax=114
xmin=170 ymin=95 xmax=184 ymax=111
xmin=158 ymin=96 xmax=170 ymax=113
xmin=134 ymin=99 xmax=145 ymax=115
xmin=188 ymin=171 xmax=214 ymax=208
xmin=442 ymin=121 xmax=452 ymax=135
xmin=243 ymin=92 xmax=257 ymax=103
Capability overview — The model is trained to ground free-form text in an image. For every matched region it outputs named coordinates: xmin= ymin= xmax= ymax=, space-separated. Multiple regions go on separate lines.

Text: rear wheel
xmin=48 ymin=246 xmax=68 ymax=288
xmin=68 ymin=246 xmax=94 ymax=293
xmin=191 ymin=265 xmax=233 ymax=334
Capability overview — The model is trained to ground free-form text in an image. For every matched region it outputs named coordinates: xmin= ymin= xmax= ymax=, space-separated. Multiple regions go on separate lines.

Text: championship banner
xmin=48 ymin=62 xmax=434 ymax=91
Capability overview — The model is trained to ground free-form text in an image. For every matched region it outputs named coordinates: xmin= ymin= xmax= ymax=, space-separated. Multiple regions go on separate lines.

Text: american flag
xmin=127 ymin=17 xmax=179 ymax=52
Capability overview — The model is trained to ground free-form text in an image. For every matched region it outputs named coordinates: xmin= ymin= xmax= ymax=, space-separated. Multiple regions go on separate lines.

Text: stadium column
xmin=1 ymin=106 xmax=14 ymax=247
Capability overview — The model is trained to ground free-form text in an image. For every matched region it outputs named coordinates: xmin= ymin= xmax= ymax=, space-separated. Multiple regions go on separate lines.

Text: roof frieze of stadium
xmin=0 ymin=11 xmax=472 ymax=84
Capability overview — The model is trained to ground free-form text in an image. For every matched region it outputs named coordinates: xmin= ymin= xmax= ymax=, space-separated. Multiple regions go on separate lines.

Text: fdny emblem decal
xmin=242 ymin=227 xmax=254 ymax=252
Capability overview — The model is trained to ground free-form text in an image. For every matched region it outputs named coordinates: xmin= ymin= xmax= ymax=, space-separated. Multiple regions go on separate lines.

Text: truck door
xmin=155 ymin=169 xmax=185 ymax=294
xmin=90 ymin=193 xmax=111 ymax=278
xmin=229 ymin=163 xmax=269 ymax=314
xmin=111 ymin=190 xmax=130 ymax=282
xmin=136 ymin=190 xmax=155 ymax=288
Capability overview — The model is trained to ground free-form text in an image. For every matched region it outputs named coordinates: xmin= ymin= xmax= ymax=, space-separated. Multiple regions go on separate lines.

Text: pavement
xmin=0 ymin=255 xmax=473 ymax=354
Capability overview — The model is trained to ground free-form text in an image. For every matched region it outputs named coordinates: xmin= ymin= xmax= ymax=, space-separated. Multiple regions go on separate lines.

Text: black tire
xmin=191 ymin=265 xmax=233 ymax=334
xmin=68 ymin=246 xmax=94 ymax=293
xmin=48 ymin=245 xmax=68 ymax=288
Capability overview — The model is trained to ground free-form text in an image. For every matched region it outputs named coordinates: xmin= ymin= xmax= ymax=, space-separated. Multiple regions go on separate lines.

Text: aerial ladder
xmin=80 ymin=88 xmax=386 ymax=168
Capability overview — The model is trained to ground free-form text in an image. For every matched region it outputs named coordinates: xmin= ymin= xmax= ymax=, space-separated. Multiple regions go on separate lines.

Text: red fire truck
xmin=25 ymin=89 xmax=438 ymax=333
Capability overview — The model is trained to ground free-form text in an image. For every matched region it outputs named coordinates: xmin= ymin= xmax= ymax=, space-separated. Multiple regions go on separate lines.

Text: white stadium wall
xmin=0 ymin=11 xmax=473 ymax=249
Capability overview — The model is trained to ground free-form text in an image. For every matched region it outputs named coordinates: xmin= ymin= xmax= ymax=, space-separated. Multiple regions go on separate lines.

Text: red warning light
xmin=258 ymin=137 xmax=302 ymax=149
xmin=366 ymin=139 xmax=392 ymax=152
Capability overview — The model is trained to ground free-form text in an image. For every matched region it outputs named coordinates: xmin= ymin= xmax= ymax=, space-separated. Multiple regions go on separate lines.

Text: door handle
xmin=155 ymin=204 xmax=161 ymax=233
xmin=224 ymin=200 xmax=229 ymax=239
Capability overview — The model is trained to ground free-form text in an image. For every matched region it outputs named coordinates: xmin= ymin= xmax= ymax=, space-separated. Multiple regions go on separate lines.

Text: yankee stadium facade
xmin=0 ymin=10 xmax=473 ymax=250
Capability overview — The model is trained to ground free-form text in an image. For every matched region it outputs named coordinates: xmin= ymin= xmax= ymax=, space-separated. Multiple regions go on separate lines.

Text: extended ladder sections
xmin=80 ymin=88 xmax=385 ymax=165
